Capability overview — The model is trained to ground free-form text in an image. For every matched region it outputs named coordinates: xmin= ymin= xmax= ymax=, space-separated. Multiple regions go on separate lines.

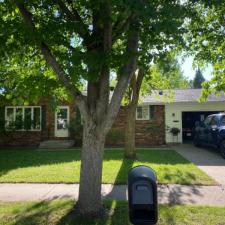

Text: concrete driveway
xmin=174 ymin=144 xmax=225 ymax=186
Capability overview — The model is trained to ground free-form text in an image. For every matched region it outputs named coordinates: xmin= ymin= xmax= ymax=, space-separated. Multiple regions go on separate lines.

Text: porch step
xmin=39 ymin=140 xmax=75 ymax=149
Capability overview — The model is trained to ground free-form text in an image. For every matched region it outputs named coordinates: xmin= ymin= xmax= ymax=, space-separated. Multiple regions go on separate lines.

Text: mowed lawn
xmin=1 ymin=200 xmax=225 ymax=225
xmin=0 ymin=149 xmax=214 ymax=185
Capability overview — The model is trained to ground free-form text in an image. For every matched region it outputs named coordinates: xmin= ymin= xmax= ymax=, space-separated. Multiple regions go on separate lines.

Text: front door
xmin=55 ymin=106 xmax=69 ymax=137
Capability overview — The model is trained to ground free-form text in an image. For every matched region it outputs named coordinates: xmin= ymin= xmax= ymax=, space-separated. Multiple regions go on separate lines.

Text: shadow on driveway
xmin=174 ymin=144 xmax=225 ymax=185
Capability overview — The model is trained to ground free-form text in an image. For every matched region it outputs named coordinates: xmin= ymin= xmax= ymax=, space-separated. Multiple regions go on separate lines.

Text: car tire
xmin=220 ymin=140 xmax=225 ymax=159
xmin=194 ymin=135 xmax=201 ymax=147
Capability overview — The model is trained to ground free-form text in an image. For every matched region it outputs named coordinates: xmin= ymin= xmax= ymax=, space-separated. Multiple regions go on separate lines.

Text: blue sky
xmin=179 ymin=56 xmax=213 ymax=81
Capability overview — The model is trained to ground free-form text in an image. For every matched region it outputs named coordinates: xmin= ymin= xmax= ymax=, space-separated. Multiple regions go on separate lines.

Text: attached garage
xmin=165 ymin=89 xmax=225 ymax=144
xmin=142 ymin=89 xmax=225 ymax=145
xmin=182 ymin=111 xmax=219 ymax=142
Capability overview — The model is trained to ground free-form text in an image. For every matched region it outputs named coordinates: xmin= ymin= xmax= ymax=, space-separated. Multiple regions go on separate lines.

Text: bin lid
xmin=128 ymin=165 xmax=157 ymax=183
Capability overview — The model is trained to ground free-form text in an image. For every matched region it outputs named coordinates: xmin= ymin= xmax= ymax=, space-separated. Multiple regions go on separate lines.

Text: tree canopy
xmin=0 ymin=1 xmax=190 ymax=102
xmin=147 ymin=54 xmax=191 ymax=91
xmin=187 ymin=1 xmax=225 ymax=98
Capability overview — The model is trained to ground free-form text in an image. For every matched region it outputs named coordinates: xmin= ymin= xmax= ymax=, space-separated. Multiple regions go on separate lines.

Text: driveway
xmin=174 ymin=144 xmax=225 ymax=186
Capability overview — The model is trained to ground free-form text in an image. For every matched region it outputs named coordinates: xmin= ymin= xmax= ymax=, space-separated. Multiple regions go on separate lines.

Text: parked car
xmin=194 ymin=113 xmax=225 ymax=159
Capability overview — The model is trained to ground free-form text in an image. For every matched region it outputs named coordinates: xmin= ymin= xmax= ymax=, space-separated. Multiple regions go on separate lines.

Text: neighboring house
xmin=0 ymin=88 xmax=225 ymax=147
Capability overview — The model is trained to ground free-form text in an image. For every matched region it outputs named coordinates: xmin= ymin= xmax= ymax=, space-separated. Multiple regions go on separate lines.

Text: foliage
xmin=192 ymin=68 xmax=205 ymax=88
xmin=186 ymin=1 xmax=225 ymax=100
xmin=68 ymin=108 xmax=83 ymax=135
xmin=68 ymin=108 xmax=83 ymax=145
xmin=106 ymin=128 xmax=124 ymax=144
xmin=0 ymin=1 xmax=192 ymax=101
xmin=122 ymin=51 xmax=191 ymax=106
xmin=0 ymin=107 xmax=5 ymax=133
xmin=146 ymin=124 xmax=161 ymax=133
xmin=0 ymin=119 xmax=38 ymax=132
xmin=140 ymin=53 xmax=190 ymax=99
xmin=169 ymin=127 xmax=181 ymax=136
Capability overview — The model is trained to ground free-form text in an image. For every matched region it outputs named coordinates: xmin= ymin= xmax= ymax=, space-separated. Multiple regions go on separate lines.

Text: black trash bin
xmin=128 ymin=165 xmax=158 ymax=225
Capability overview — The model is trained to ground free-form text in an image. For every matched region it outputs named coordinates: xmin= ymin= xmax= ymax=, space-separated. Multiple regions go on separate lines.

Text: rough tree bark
xmin=76 ymin=15 xmax=139 ymax=216
xmin=76 ymin=117 xmax=106 ymax=216
xmin=124 ymin=68 xmax=145 ymax=159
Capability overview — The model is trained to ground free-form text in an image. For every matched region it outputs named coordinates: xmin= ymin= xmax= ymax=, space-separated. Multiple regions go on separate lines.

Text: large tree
xmin=124 ymin=52 xmax=190 ymax=158
xmin=0 ymin=0 xmax=197 ymax=217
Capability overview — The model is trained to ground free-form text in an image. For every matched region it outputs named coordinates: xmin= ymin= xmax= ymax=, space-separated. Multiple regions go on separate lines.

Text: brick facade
xmin=106 ymin=105 xmax=165 ymax=147
xmin=0 ymin=99 xmax=77 ymax=147
xmin=0 ymin=100 xmax=165 ymax=147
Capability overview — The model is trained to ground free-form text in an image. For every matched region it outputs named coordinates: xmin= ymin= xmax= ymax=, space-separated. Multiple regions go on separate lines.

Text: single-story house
xmin=0 ymin=88 xmax=225 ymax=147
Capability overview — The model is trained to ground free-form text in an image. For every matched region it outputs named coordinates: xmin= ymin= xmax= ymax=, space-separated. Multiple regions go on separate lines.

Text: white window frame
xmin=136 ymin=105 xmax=150 ymax=120
xmin=5 ymin=106 xmax=42 ymax=131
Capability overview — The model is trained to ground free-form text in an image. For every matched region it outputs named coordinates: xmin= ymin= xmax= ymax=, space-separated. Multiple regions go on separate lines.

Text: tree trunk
xmin=124 ymin=104 xmax=137 ymax=158
xmin=124 ymin=69 xmax=145 ymax=159
xmin=76 ymin=119 xmax=106 ymax=217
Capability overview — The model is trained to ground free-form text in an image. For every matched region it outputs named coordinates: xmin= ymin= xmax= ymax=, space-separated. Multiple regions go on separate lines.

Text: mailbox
xmin=128 ymin=165 xmax=158 ymax=225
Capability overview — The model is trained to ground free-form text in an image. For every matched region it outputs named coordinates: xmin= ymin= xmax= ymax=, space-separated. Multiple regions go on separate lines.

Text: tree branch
xmin=96 ymin=1 xmax=112 ymax=122
xmin=136 ymin=68 xmax=145 ymax=98
xmin=112 ymin=14 xmax=132 ymax=44
xmin=15 ymin=1 xmax=87 ymax=113
xmin=55 ymin=0 xmax=89 ymax=45
xmin=101 ymin=14 xmax=139 ymax=133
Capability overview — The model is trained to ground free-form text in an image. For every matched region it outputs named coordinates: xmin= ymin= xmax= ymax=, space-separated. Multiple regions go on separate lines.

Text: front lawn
xmin=1 ymin=200 xmax=225 ymax=225
xmin=0 ymin=149 xmax=214 ymax=185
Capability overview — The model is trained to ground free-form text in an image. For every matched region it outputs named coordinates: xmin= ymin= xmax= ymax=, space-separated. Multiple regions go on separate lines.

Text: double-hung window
xmin=5 ymin=106 xmax=41 ymax=131
xmin=136 ymin=105 xmax=155 ymax=120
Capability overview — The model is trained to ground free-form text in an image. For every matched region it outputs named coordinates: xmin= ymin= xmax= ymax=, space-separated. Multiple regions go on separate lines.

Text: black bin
xmin=128 ymin=165 xmax=158 ymax=225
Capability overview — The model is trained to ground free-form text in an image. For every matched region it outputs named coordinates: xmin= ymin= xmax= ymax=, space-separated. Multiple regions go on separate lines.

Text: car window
xmin=204 ymin=116 xmax=212 ymax=126
xmin=210 ymin=116 xmax=218 ymax=126
xmin=221 ymin=116 xmax=225 ymax=126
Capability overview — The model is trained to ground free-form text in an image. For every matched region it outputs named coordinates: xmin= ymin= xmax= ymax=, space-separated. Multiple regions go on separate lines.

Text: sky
xmin=179 ymin=56 xmax=213 ymax=81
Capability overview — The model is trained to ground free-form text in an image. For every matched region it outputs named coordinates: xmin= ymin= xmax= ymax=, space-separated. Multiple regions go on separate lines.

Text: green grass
xmin=0 ymin=149 xmax=214 ymax=185
xmin=0 ymin=200 xmax=225 ymax=225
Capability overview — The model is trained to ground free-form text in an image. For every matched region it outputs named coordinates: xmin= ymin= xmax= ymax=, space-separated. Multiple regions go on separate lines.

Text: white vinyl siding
xmin=5 ymin=106 xmax=42 ymax=131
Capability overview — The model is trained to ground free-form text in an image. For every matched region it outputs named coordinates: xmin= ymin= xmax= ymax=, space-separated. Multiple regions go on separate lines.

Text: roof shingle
xmin=140 ymin=89 xmax=225 ymax=104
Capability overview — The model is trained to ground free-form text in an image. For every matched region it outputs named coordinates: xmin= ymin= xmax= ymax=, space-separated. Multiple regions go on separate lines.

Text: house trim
xmin=54 ymin=106 xmax=70 ymax=138
xmin=5 ymin=106 xmax=42 ymax=131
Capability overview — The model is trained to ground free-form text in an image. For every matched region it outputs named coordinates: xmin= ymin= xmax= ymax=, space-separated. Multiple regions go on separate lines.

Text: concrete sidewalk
xmin=0 ymin=183 xmax=225 ymax=206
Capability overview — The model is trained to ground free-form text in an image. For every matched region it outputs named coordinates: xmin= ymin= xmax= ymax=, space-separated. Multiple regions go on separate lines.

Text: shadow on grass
xmin=0 ymin=148 xmax=209 ymax=185
xmin=104 ymin=149 xmax=190 ymax=165
xmin=0 ymin=149 xmax=81 ymax=179
xmin=56 ymin=157 xmax=134 ymax=225
xmin=163 ymin=170 xmax=198 ymax=185
xmin=0 ymin=149 xmax=181 ymax=179
xmin=1 ymin=200 xmax=73 ymax=225
xmin=1 ymin=200 xmax=131 ymax=225
xmin=2 ymin=200 xmax=225 ymax=225
xmin=102 ymin=157 xmax=134 ymax=225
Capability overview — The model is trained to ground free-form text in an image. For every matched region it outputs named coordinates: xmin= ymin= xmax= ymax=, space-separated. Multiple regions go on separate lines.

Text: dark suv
xmin=194 ymin=113 xmax=225 ymax=159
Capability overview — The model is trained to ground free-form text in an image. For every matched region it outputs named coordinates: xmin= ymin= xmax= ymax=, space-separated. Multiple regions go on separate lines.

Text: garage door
xmin=182 ymin=111 xmax=220 ymax=142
